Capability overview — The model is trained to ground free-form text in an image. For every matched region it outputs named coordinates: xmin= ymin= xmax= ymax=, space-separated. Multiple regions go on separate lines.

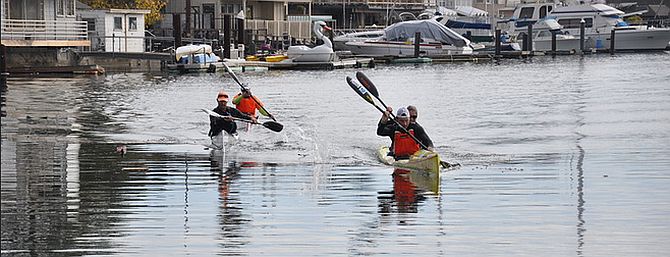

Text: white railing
xmin=1 ymin=19 xmax=87 ymax=41
xmin=245 ymin=20 xmax=312 ymax=40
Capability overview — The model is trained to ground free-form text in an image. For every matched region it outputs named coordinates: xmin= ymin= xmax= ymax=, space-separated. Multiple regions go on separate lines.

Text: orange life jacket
xmin=235 ymin=95 xmax=260 ymax=116
xmin=393 ymin=129 xmax=420 ymax=158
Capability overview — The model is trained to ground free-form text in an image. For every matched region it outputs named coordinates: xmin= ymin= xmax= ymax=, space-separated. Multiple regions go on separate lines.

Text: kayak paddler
xmin=208 ymin=90 xmax=257 ymax=139
xmin=377 ymin=106 xmax=434 ymax=160
xmin=232 ymin=87 xmax=274 ymax=120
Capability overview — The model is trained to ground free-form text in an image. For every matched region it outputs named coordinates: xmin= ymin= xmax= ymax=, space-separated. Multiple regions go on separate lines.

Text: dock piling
xmin=527 ymin=24 xmax=533 ymax=53
xmin=223 ymin=15 xmax=231 ymax=59
xmin=414 ymin=32 xmax=421 ymax=58
xmin=551 ymin=30 xmax=557 ymax=57
xmin=610 ymin=29 xmax=615 ymax=54
xmin=173 ymin=14 xmax=182 ymax=48
xmin=495 ymin=29 xmax=501 ymax=57
xmin=579 ymin=19 xmax=585 ymax=55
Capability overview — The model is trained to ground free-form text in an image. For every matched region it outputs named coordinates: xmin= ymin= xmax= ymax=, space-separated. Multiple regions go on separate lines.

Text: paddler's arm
xmin=254 ymin=96 xmax=271 ymax=117
xmin=230 ymin=108 xmax=257 ymax=123
xmin=377 ymin=121 xmax=394 ymax=137
xmin=413 ymin=124 xmax=434 ymax=150
xmin=232 ymin=93 xmax=243 ymax=105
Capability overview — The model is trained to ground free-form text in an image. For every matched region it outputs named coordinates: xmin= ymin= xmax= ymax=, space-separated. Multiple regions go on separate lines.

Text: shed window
xmin=129 ymin=17 xmax=138 ymax=30
xmin=114 ymin=17 xmax=123 ymax=30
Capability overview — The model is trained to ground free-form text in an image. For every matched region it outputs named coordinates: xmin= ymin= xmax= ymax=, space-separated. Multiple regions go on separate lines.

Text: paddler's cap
xmin=217 ymin=90 xmax=229 ymax=101
xmin=242 ymin=86 xmax=251 ymax=92
xmin=396 ymin=107 xmax=410 ymax=120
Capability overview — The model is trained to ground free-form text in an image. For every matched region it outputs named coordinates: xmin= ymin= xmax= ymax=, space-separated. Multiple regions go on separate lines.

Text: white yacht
xmin=345 ymin=19 xmax=474 ymax=57
xmin=504 ymin=1 xmax=670 ymax=51
xmin=550 ymin=3 xmax=670 ymax=50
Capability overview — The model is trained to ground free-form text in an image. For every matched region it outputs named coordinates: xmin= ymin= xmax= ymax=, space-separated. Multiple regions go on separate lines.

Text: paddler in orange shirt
xmin=232 ymin=87 xmax=274 ymax=120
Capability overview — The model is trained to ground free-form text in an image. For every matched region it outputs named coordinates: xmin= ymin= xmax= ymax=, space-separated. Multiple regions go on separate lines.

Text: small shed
xmin=78 ymin=5 xmax=150 ymax=52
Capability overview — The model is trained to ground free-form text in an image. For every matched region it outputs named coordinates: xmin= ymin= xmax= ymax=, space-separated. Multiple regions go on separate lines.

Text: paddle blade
xmin=262 ymin=121 xmax=283 ymax=132
xmin=346 ymin=76 xmax=374 ymax=104
xmin=355 ymin=71 xmax=380 ymax=97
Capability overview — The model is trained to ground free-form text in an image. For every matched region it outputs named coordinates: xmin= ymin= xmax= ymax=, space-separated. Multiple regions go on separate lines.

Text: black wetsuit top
xmin=208 ymin=106 xmax=253 ymax=137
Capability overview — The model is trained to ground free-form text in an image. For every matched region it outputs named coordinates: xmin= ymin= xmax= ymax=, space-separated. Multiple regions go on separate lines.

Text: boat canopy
xmin=551 ymin=4 xmax=624 ymax=16
xmin=455 ymin=6 xmax=489 ymax=17
xmin=534 ymin=18 xmax=563 ymax=31
xmin=383 ymin=19 xmax=470 ymax=47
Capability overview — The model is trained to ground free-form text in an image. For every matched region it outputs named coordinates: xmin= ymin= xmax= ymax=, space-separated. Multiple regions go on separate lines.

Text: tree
xmin=81 ymin=0 xmax=166 ymax=28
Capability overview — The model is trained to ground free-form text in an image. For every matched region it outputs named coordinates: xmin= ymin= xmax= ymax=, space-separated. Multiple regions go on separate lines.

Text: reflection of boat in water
xmin=379 ymin=168 xmax=439 ymax=213
xmin=345 ymin=19 xmax=473 ymax=57
xmin=208 ymin=132 xmax=239 ymax=170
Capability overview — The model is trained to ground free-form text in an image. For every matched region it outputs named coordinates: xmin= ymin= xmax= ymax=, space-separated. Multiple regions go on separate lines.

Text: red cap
xmin=217 ymin=90 xmax=229 ymax=102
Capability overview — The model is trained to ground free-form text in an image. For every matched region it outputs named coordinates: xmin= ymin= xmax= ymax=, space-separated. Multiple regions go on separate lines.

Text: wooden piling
xmin=236 ymin=16 xmax=245 ymax=50
xmin=527 ymin=24 xmax=533 ymax=53
xmin=495 ymin=29 xmax=501 ymax=56
xmin=223 ymin=15 xmax=231 ymax=59
xmin=414 ymin=32 xmax=421 ymax=58
xmin=551 ymin=30 xmax=557 ymax=57
xmin=173 ymin=14 xmax=182 ymax=48
xmin=579 ymin=19 xmax=585 ymax=54
xmin=610 ymin=29 xmax=616 ymax=55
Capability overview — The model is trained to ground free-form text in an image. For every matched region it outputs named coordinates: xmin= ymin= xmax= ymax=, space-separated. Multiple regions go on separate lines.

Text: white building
xmin=78 ymin=3 xmax=150 ymax=52
xmin=1 ymin=0 xmax=89 ymax=47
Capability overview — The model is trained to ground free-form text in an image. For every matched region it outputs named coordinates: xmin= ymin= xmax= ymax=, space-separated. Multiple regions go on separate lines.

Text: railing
xmin=1 ymin=19 xmax=87 ymax=41
xmin=245 ymin=20 xmax=312 ymax=41
xmin=312 ymin=0 xmax=428 ymax=6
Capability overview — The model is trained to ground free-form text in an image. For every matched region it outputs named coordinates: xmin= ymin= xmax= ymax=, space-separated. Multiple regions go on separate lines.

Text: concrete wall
xmin=5 ymin=47 xmax=78 ymax=68
xmin=5 ymin=47 xmax=167 ymax=72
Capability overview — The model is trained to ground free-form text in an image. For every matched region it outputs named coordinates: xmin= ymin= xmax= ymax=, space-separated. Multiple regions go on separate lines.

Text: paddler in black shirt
xmin=377 ymin=106 xmax=434 ymax=160
xmin=208 ymin=90 xmax=256 ymax=138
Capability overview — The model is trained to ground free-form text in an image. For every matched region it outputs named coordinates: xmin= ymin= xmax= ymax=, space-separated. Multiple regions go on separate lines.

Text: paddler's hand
xmin=427 ymin=146 xmax=435 ymax=152
xmin=383 ymin=106 xmax=393 ymax=120
xmin=250 ymin=116 xmax=258 ymax=123
xmin=223 ymin=116 xmax=233 ymax=122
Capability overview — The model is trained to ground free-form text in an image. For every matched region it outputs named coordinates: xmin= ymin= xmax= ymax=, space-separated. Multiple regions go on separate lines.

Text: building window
xmin=56 ymin=0 xmax=75 ymax=16
xmin=83 ymin=18 xmax=96 ymax=31
xmin=114 ymin=17 xmax=123 ymax=30
xmin=129 ymin=17 xmax=138 ymax=30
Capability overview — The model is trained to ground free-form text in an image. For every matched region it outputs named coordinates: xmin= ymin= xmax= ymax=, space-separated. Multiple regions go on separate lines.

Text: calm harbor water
xmin=2 ymin=53 xmax=670 ymax=256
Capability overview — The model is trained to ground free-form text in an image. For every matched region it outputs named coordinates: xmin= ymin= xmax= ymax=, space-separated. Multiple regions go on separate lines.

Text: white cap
xmin=396 ymin=107 xmax=410 ymax=119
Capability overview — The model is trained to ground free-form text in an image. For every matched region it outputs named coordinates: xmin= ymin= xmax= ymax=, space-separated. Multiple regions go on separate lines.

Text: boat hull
xmin=377 ymin=146 xmax=441 ymax=175
xmin=532 ymin=37 xmax=583 ymax=51
xmin=584 ymin=28 xmax=670 ymax=50
xmin=346 ymin=41 xmax=473 ymax=57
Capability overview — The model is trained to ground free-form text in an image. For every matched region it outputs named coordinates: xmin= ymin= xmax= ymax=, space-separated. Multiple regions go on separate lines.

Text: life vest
xmin=393 ymin=129 xmax=420 ymax=158
xmin=235 ymin=95 xmax=260 ymax=116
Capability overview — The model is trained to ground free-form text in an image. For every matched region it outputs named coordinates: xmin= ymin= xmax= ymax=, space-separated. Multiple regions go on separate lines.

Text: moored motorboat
xmin=377 ymin=146 xmax=441 ymax=175
xmin=346 ymin=19 xmax=474 ymax=57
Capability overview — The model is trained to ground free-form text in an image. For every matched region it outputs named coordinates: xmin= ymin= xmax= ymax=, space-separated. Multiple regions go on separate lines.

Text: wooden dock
xmin=166 ymin=57 xmax=375 ymax=73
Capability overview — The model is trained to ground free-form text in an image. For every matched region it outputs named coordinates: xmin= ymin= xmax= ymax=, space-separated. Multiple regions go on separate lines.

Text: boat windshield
xmin=383 ymin=19 xmax=469 ymax=47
